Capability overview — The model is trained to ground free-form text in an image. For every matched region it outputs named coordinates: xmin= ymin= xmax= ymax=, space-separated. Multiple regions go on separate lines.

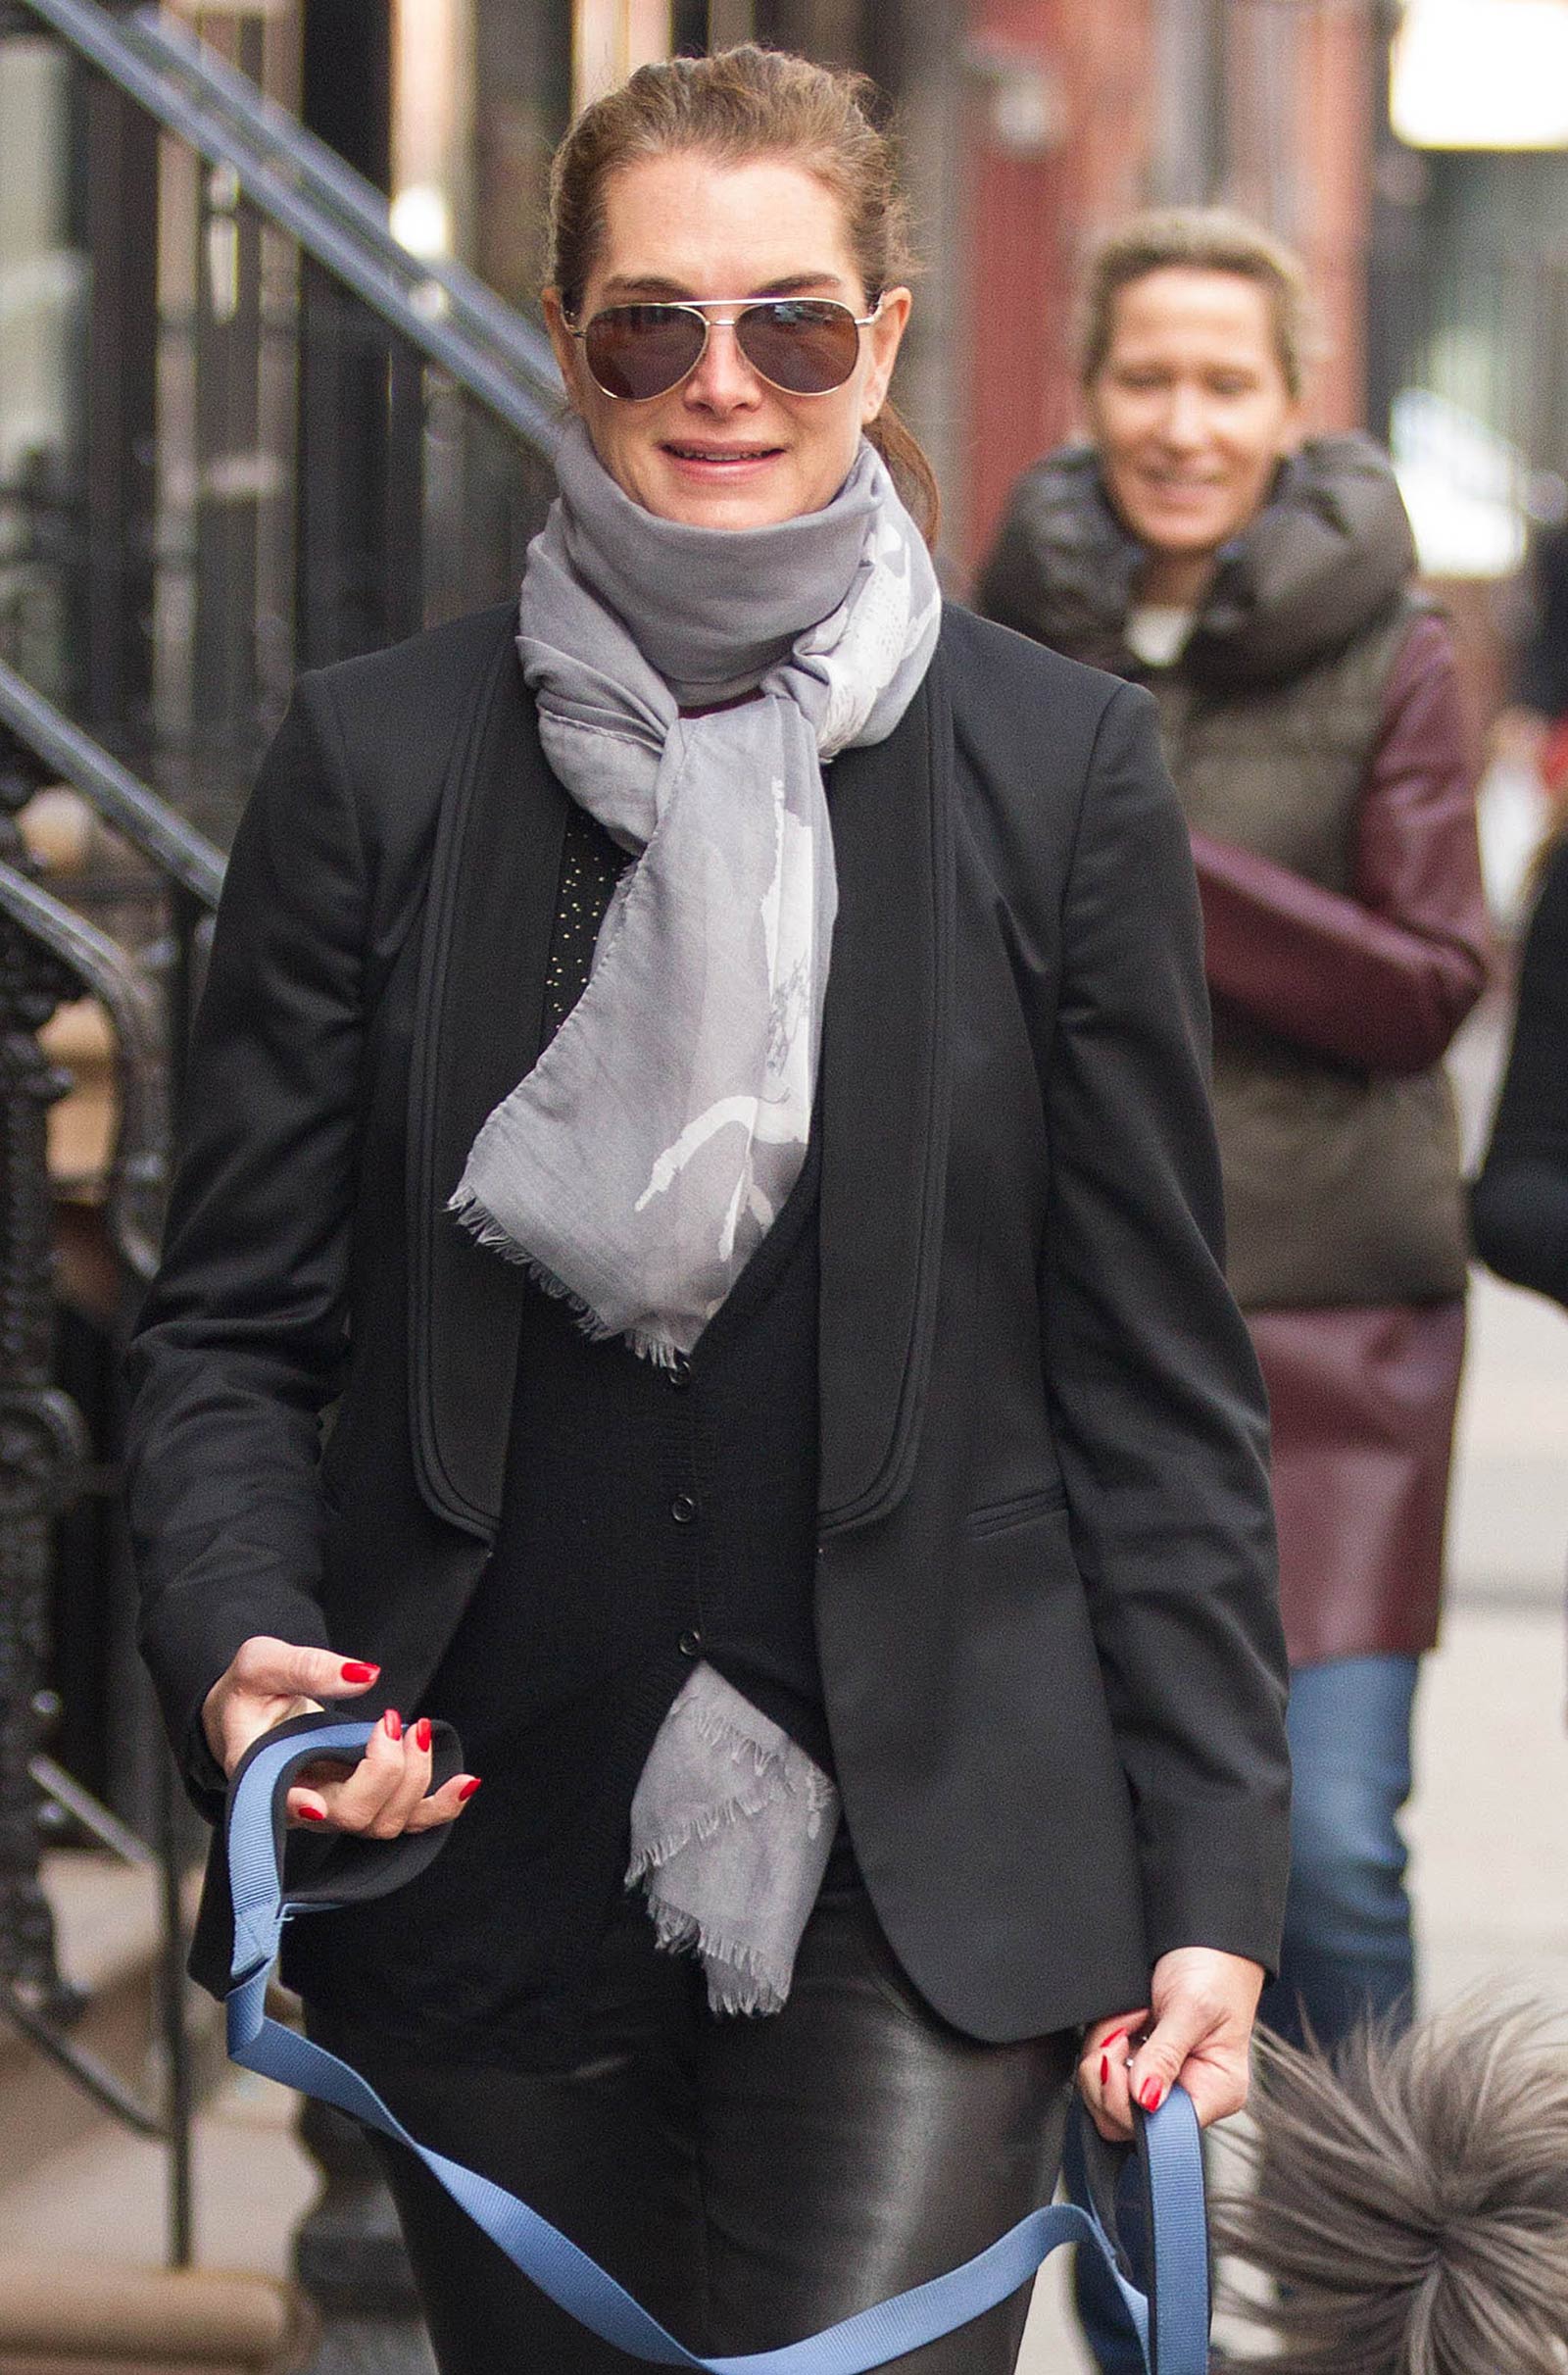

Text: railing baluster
xmin=0 ymin=781 xmax=91 ymax=2030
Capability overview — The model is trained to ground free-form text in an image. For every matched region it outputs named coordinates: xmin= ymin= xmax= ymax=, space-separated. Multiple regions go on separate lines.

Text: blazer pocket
xmin=964 ymin=1481 xmax=1067 ymax=1540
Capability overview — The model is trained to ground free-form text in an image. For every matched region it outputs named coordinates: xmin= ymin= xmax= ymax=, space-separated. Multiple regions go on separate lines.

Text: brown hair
xmin=1211 ymin=2004 xmax=1568 ymax=2373
xmin=546 ymin=44 xmax=939 ymax=547
xmin=1078 ymin=207 xmax=1319 ymax=400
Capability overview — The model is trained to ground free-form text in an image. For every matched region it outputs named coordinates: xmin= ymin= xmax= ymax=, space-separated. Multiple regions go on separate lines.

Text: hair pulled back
xmin=1078 ymin=207 xmax=1319 ymax=400
xmin=547 ymin=44 xmax=940 ymax=547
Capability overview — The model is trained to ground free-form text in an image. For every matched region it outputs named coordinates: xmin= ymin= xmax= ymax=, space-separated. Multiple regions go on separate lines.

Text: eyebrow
xmin=597 ymin=271 xmax=851 ymax=301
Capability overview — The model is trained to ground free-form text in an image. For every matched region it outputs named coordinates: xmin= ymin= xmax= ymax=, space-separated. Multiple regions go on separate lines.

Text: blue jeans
xmin=1260 ymin=1652 xmax=1419 ymax=2050
xmin=1072 ymin=1653 xmax=1419 ymax=2371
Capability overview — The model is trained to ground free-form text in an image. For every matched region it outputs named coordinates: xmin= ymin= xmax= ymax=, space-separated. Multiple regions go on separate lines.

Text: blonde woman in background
xmin=981 ymin=206 xmax=1489 ymax=2371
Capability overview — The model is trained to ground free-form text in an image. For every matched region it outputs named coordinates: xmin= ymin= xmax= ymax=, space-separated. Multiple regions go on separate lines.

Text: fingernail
xmin=1101 ymin=2027 xmax=1128 ymax=2050
xmin=1139 ymin=2080 xmax=1164 ymax=2113
xmin=298 ymin=1805 xmax=327 ymax=1823
xmin=341 ymin=1661 xmax=379 ymax=1684
xmin=458 ymin=1776 xmax=482 ymax=1803
xmin=415 ymin=1717 xmax=432 ymax=1753
xmin=383 ymin=1708 xmax=402 ymax=1742
xmin=1100 ymin=2053 xmax=1110 ymax=2088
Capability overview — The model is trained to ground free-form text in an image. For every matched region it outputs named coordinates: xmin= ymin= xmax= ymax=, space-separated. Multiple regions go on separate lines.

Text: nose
xmin=1158 ymin=383 xmax=1209 ymax=451
xmin=681 ymin=315 xmax=762 ymax=412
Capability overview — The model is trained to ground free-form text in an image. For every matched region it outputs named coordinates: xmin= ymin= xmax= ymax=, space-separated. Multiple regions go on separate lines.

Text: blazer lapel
xmin=407 ymin=643 xmax=568 ymax=1537
xmin=817 ymin=634 xmax=955 ymax=1534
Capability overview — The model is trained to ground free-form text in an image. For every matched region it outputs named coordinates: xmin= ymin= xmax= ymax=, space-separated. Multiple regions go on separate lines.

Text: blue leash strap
xmin=224 ymin=1718 xmax=1210 ymax=2374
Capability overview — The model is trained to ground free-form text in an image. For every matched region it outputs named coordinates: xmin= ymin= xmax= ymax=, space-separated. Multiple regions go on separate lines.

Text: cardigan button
xmin=679 ymin=1629 xmax=704 ymax=1657
xmin=670 ymin=1494 xmax=698 ymax=1524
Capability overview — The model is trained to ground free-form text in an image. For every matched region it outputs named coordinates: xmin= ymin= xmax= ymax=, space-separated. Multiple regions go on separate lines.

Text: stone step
xmin=0 ymin=2259 xmax=312 ymax=2374
xmin=0 ymin=2048 xmax=319 ymax=2372
xmin=0 ymin=1856 xmax=220 ymax=2200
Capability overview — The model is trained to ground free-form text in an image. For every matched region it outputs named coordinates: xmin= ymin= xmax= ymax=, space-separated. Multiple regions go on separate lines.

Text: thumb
xmin=1127 ymin=1991 xmax=1212 ymax=2116
xmin=231 ymin=1636 xmax=381 ymax=1705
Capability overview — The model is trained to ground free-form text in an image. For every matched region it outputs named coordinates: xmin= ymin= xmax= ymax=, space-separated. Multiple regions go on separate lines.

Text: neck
xmin=1136 ymin=550 xmax=1216 ymax=610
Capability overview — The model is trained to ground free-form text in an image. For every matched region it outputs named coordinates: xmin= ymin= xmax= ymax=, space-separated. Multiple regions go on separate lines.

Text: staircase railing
xmin=0 ymin=687 xmax=220 ymax=2264
xmin=0 ymin=1 xmax=560 ymax=2326
xmin=19 ymin=0 xmax=562 ymax=451
xmin=0 ymin=657 xmax=224 ymax=914
xmin=9 ymin=0 xmax=563 ymax=845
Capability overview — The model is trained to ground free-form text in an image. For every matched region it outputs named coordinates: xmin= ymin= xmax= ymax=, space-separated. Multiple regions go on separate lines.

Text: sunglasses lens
xmin=738 ymin=300 xmax=861 ymax=394
xmin=583 ymin=305 xmax=708 ymax=400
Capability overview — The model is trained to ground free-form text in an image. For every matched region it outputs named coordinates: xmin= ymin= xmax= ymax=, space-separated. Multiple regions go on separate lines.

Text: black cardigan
xmin=1472 ymin=836 xmax=1568 ymax=1305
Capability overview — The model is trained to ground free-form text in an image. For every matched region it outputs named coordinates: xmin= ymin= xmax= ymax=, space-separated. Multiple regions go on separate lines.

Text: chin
xmin=653 ymin=493 xmax=788 ymax=531
xmin=643 ymin=474 xmax=806 ymax=533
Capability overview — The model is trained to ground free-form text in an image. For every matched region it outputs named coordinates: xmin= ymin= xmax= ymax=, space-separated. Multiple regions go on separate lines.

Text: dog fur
xmin=1210 ymin=2002 xmax=1568 ymax=2373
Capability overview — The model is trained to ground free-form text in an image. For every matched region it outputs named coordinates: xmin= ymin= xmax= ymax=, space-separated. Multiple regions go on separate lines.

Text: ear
xmin=542 ymin=288 xmax=587 ymax=414
xmin=859 ymin=286 xmax=912 ymax=428
xmin=1276 ymin=381 xmax=1308 ymax=460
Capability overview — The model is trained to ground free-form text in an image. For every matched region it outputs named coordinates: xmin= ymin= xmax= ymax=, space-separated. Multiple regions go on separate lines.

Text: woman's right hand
xmin=201 ymin=1636 xmax=480 ymax=1834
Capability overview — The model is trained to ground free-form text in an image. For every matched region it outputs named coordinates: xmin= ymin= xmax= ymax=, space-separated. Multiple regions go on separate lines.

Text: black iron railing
xmin=22 ymin=0 xmax=561 ymax=445
xmin=0 ymin=0 xmax=559 ymax=2336
xmin=8 ymin=0 xmax=562 ymax=842
xmin=0 ymin=675 xmax=218 ymax=2262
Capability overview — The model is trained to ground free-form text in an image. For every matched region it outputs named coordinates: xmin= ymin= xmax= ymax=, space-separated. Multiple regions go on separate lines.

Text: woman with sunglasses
xmin=126 ymin=49 xmax=1288 ymax=2375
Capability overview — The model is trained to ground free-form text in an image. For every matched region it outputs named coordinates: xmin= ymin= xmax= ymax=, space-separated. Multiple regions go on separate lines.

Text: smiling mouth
xmin=662 ymin=443 xmax=786 ymax=465
xmin=1140 ymin=472 xmax=1223 ymax=494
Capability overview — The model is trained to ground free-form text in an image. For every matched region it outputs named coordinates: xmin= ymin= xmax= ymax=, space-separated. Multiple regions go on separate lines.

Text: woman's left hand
xmin=1077 ymin=1947 xmax=1264 ymax=2141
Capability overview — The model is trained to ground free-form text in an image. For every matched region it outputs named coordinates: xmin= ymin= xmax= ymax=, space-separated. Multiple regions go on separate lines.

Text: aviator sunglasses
xmin=568 ymin=293 xmax=883 ymax=402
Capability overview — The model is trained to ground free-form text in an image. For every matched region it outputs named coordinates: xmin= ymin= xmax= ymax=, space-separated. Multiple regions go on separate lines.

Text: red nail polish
xmin=341 ymin=1661 xmax=379 ymax=1685
xmin=298 ymin=1806 xmax=326 ymax=1824
xmin=416 ymin=1717 xmax=432 ymax=1754
xmin=458 ymin=1777 xmax=482 ymax=1803
xmin=1101 ymin=2027 xmax=1128 ymax=2050
xmin=383 ymin=1708 xmax=402 ymax=1742
xmin=1100 ymin=2054 xmax=1110 ymax=2088
xmin=1139 ymin=2080 xmax=1163 ymax=2114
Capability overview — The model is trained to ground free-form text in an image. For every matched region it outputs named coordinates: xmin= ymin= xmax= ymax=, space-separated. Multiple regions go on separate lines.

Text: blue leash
xmin=224 ymin=1717 xmax=1210 ymax=2373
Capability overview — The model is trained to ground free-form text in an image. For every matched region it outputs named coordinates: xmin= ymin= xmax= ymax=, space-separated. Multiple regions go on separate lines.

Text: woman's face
xmin=1085 ymin=267 xmax=1303 ymax=568
xmin=544 ymin=152 xmax=910 ymax=530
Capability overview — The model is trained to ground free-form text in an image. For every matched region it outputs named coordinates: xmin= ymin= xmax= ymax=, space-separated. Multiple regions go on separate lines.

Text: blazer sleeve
xmin=1471 ymin=834 xmax=1568 ymax=1305
xmin=124 ymin=675 xmax=368 ymax=1807
xmin=1040 ymin=680 xmax=1292 ymax=1972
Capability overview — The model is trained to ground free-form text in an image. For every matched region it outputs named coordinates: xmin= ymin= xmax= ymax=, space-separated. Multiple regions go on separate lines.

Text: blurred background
xmin=0 ymin=2 xmax=1563 ymax=2368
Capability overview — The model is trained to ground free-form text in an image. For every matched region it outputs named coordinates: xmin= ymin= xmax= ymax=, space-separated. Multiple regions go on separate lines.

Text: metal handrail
xmin=0 ymin=851 xmax=196 ymax=2252
xmin=18 ymin=0 xmax=564 ymax=451
xmin=124 ymin=5 xmax=553 ymax=390
xmin=0 ymin=658 xmax=223 ymax=912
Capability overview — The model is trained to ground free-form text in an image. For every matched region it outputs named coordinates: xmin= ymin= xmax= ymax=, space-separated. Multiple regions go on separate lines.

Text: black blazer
xmin=126 ymin=599 xmax=1290 ymax=2035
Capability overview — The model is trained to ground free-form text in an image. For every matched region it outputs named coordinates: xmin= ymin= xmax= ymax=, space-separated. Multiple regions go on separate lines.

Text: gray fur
xmin=1212 ymin=2002 xmax=1568 ymax=2373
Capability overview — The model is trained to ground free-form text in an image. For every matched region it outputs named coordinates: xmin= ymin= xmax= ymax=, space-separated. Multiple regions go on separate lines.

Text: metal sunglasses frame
xmin=566 ymin=293 xmax=884 ymax=401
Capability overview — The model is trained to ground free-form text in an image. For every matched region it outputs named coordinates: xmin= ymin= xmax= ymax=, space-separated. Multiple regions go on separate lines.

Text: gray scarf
xmin=625 ymin=1664 xmax=840 ymax=2016
xmin=452 ymin=421 xmax=939 ymax=2016
xmin=449 ymin=417 xmax=940 ymax=1365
